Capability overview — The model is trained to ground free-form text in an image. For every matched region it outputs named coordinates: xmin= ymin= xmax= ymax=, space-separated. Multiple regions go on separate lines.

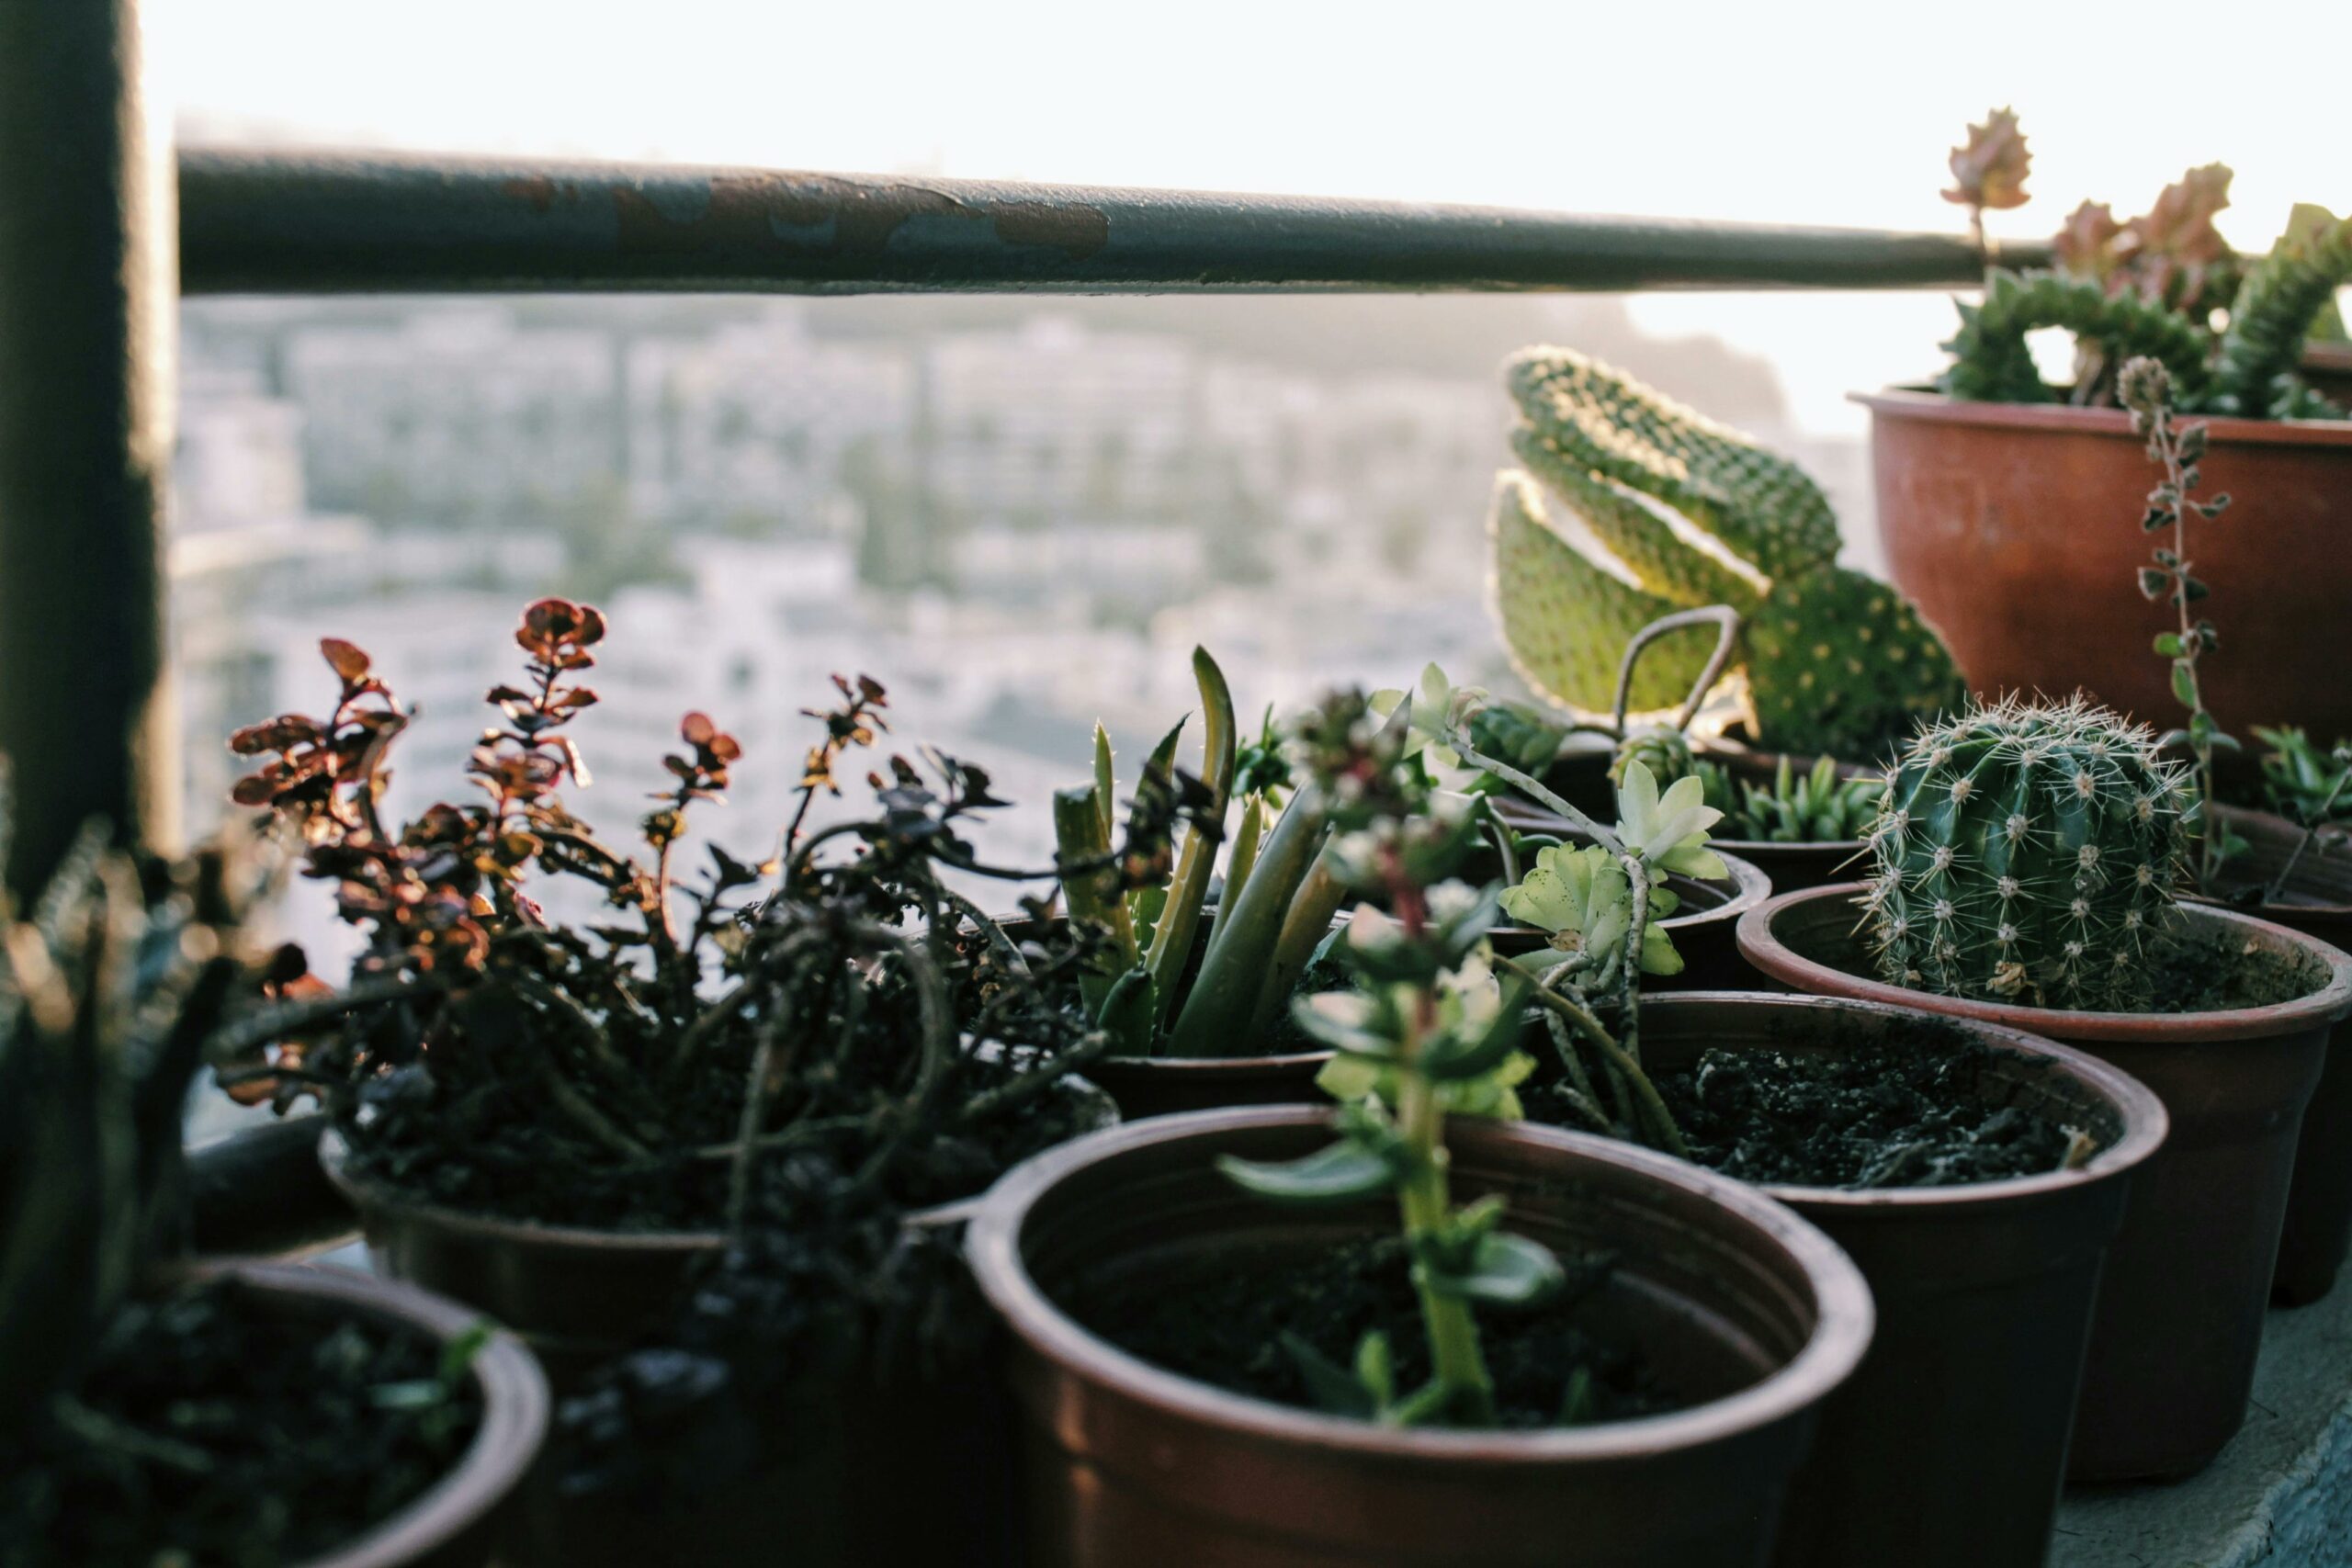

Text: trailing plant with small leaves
xmin=1860 ymin=697 xmax=2195 ymax=1011
xmin=1935 ymin=111 xmax=2352 ymax=416
xmin=1217 ymin=688 xmax=1558 ymax=1427
xmin=1488 ymin=352 xmax=1964 ymax=759
xmin=2118 ymin=356 xmax=2245 ymax=887
xmin=1697 ymin=755 xmax=1885 ymax=844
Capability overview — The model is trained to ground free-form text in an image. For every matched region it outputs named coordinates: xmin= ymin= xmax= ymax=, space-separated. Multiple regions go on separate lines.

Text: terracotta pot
xmin=321 ymin=1068 xmax=1115 ymax=1372
xmin=220 ymin=1261 xmax=548 ymax=1568
xmin=2204 ymin=803 xmax=2352 ymax=1304
xmin=967 ymin=1106 xmax=1873 ymax=1568
xmin=1545 ymin=995 xmax=2165 ymax=1568
xmin=1737 ymin=886 xmax=2352 ymax=1481
xmin=1861 ymin=389 xmax=2352 ymax=743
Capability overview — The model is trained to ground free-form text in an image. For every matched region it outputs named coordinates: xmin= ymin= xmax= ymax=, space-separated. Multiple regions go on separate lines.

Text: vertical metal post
xmin=0 ymin=0 xmax=178 ymax=896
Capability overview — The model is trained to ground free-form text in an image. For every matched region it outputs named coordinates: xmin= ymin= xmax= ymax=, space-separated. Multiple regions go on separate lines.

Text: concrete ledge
xmin=2055 ymin=1283 xmax=2352 ymax=1565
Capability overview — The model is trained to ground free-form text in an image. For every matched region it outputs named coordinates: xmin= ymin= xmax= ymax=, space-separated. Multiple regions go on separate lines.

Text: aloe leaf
xmin=1224 ymin=794 xmax=1267 ymax=911
xmin=1053 ymin=785 xmax=1137 ymax=1016
xmin=1166 ymin=788 xmax=1327 ymax=1057
xmin=1093 ymin=964 xmax=1157 ymax=1058
xmin=1146 ymin=649 xmax=1238 ymax=1025
xmin=1248 ymin=861 xmax=1347 ymax=1036
xmin=1091 ymin=724 xmax=1115 ymax=842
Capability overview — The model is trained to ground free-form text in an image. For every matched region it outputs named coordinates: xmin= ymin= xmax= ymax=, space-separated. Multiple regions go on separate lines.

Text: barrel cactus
xmin=1860 ymin=697 xmax=2195 ymax=1012
xmin=1488 ymin=349 xmax=1966 ymax=760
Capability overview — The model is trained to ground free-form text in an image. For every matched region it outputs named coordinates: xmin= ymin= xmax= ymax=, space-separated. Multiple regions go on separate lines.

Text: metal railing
xmin=6 ymin=10 xmax=2018 ymax=1249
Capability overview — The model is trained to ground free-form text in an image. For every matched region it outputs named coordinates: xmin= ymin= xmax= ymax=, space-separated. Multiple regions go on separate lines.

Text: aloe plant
xmin=0 ymin=815 xmax=258 ymax=1450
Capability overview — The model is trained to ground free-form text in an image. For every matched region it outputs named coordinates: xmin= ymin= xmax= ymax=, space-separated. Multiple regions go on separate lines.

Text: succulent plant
xmin=1488 ymin=350 xmax=1965 ymax=760
xmin=1860 ymin=697 xmax=2195 ymax=1011
xmin=0 ymin=814 xmax=257 ymax=1449
xmin=1611 ymin=726 xmax=1693 ymax=791
xmin=1934 ymin=113 xmax=2352 ymax=418
xmin=1699 ymin=755 xmax=1885 ymax=844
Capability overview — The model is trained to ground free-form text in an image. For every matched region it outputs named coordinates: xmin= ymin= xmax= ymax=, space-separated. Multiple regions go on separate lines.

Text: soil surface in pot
xmin=1536 ymin=1031 xmax=2095 ymax=1189
xmin=0 ymin=1275 xmax=482 ymax=1568
xmin=1066 ymin=1236 xmax=1678 ymax=1427
xmin=2136 ymin=931 xmax=2324 ymax=1012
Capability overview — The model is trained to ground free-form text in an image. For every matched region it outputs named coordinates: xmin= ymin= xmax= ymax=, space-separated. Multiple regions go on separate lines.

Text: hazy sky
xmin=153 ymin=0 xmax=2350 ymax=433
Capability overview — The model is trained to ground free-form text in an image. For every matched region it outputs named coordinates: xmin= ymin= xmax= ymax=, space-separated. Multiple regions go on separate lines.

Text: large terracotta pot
xmin=2204 ymin=803 xmax=2352 ymax=1304
xmin=226 ymin=1262 xmax=548 ymax=1568
xmin=1570 ymin=995 xmax=2165 ymax=1568
xmin=1738 ymin=886 xmax=2352 ymax=1481
xmin=967 ymin=1106 xmax=1873 ymax=1568
xmin=1860 ymin=389 xmax=2352 ymax=742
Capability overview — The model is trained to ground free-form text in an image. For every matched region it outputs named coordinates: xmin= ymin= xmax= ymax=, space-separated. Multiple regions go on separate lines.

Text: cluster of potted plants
xmin=38 ymin=107 xmax=2352 ymax=1568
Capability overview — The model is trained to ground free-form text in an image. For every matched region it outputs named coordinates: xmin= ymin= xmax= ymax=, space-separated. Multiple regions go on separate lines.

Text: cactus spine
xmin=1861 ymin=697 xmax=2194 ymax=1012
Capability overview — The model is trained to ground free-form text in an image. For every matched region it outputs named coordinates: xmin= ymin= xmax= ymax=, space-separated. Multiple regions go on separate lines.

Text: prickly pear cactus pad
xmin=1744 ymin=567 xmax=1970 ymax=763
xmin=1860 ymin=697 xmax=2195 ymax=1012
xmin=1488 ymin=349 xmax=1967 ymax=757
xmin=1507 ymin=350 xmax=1839 ymax=581
xmin=1487 ymin=471 xmax=1715 ymax=715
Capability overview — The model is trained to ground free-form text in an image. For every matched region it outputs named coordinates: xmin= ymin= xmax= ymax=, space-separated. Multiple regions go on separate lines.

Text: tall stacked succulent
xmin=1860 ymin=697 xmax=2195 ymax=1012
xmin=1488 ymin=349 xmax=1966 ymax=759
xmin=1933 ymin=111 xmax=2352 ymax=419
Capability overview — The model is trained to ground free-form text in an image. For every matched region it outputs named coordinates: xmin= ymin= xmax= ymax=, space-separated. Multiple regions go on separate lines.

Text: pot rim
xmin=1494 ymin=796 xmax=1866 ymax=865
xmin=967 ymin=1104 xmax=1872 ymax=1462
xmin=320 ymin=1126 xmax=992 ymax=1249
xmin=1736 ymin=884 xmax=2352 ymax=1042
xmin=1634 ymin=990 xmax=2168 ymax=1211
xmin=321 ymin=1126 xmax=728 ymax=1251
xmin=193 ymin=1260 xmax=549 ymax=1568
xmin=1853 ymin=387 xmax=2352 ymax=448
xmin=2205 ymin=802 xmax=2352 ymax=919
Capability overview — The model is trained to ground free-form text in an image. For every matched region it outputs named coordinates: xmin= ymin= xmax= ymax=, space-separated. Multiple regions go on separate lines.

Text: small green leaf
xmin=1218 ymin=1140 xmax=1395 ymax=1204
xmin=1557 ymin=1366 xmax=1596 ymax=1427
xmin=1421 ymin=977 xmax=1534 ymax=1083
xmin=438 ymin=1322 xmax=493 ymax=1386
xmin=2154 ymin=632 xmax=2183 ymax=657
xmin=2171 ymin=660 xmax=2198 ymax=707
xmin=1353 ymin=1331 xmax=1396 ymax=1408
xmin=1424 ymin=1230 xmax=1566 ymax=1306
xmin=1280 ymin=1331 xmax=1376 ymax=1418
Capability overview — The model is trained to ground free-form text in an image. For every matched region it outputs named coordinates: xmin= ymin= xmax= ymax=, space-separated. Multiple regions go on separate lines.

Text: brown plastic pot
xmin=2203 ymin=803 xmax=2352 ymax=1304
xmin=1546 ymin=994 xmax=2165 ymax=1568
xmin=508 ymin=1200 xmax=1026 ymax=1568
xmin=215 ymin=1261 xmax=549 ymax=1568
xmin=1737 ymin=885 xmax=2352 ymax=1481
xmin=967 ymin=1106 xmax=1873 ymax=1568
xmin=321 ymin=1068 xmax=1115 ymax=1373
xmin=1861 ymin=389 xmax=2352 ymax=743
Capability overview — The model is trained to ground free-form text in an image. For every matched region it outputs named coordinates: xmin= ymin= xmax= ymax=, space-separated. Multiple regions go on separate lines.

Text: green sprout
xmin=1217 ymin=689 xmax=1556 ymax=1427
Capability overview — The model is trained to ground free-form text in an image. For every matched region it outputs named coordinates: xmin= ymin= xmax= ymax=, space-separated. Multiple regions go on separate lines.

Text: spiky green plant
xmin=1860 ymin=697 xmax=2195 ymax=1011
xmin=1611 ymin=726 xmax=1694 ymax=790
xmin=1056 ymin=648 xmax=1367 ymax=1058
xmin=1488 ymin=351 xmax=1965 ymax=760
xmin=0 ymin=817 xmax=255 ymax=1449
xmin=1698 ymin=755 xmax=1885 ymax=844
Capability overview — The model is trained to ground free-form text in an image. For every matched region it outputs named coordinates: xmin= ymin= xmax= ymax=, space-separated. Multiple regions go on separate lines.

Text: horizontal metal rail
xmin=179 ymin=149 xmax=2044 ymax=298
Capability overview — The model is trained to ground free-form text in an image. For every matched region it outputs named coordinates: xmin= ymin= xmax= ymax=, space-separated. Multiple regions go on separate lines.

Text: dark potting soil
xmin=0 ymin=1276 xmax=482 ymax=1568
xmin=1620 ymin=1032 xmax=2094 ymax=1189
xmin=342 ymin=1044 xmax=1104 ymax=1235
xmin=2142 ymin=931 xmax=2326 ymax=1013
xmin=1066 ymin=1236 xmax=1678 ymax=1428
